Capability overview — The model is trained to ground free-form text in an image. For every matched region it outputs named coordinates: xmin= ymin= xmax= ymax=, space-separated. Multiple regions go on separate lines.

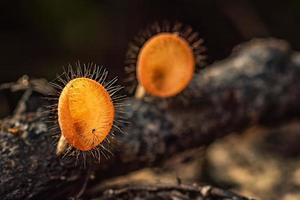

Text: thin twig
xmin=98 ymin=183 xmax=254 ymax=200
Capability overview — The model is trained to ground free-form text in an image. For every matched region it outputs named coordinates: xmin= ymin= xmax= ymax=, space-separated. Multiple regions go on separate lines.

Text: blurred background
xmin=1 ymin=0 xmax=300 ymax=81
xmin=0 ymin=0 xmax=300 ymax=116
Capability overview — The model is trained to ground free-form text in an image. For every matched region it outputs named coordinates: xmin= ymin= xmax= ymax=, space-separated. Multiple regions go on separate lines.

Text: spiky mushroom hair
xmin=125 ymin=22 xmax=206 ymax=99
xmin=47 ymin=63 xmax=126 ymax=164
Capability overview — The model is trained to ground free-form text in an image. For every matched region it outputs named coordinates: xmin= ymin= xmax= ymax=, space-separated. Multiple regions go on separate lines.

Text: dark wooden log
xmin=1 ymin=38 xmax=299 ymax=199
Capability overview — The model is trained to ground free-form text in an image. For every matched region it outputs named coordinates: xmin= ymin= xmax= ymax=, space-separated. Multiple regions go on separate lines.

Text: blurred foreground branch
xmin=89 ymin=183 xmax=253 ymax=200
xmin=1 ymin=38 xmax=300 ymax=199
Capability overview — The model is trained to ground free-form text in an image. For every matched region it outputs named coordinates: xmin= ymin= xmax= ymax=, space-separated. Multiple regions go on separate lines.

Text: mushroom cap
xmin=58 ymin=77 xmax=114 ymax=151
xmin=137 ymin=33 xmax=195 ymax=97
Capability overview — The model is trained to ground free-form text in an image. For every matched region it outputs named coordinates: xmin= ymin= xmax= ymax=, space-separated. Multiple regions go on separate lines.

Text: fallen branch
xmin=87 ymin=183 xmax=254 ymax=200
xmin=0 ymin=38 xmax=299 ymax=199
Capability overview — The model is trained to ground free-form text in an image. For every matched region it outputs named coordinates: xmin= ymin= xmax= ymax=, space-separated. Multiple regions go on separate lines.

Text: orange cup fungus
xmin=125 ymin=22 xmax=206 ymax=99
xmin=58 ymin=77 xmax=114 ymax=151
xmin=49 ymin=64 xmax=124 ymax=158
xmin=137 ymin=33 xmax=195 ymax=97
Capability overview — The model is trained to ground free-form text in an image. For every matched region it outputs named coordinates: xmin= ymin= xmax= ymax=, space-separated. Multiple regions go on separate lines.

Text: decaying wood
xmin=1 ymin=38 xmax=300 ymax=199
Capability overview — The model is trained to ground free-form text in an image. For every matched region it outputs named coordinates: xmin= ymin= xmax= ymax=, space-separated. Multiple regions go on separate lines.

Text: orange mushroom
xmin=50 ymin=64 xmax=124 ymax=159
xmin=57 ymin=77 xmax=114 ymax=152
xmin=136 ymin=33 xmax=195 ymax=98
xmin=125 ymin=22 xmax=206 ymax=99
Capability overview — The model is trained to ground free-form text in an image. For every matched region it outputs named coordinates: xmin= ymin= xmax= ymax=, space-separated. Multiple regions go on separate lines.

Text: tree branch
xmin=89 ymin=183 xmax=254 ymax=200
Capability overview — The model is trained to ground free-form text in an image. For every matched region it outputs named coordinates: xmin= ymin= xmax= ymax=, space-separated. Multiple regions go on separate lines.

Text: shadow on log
xmin=0 ymin=38 xmax=300 ymax=199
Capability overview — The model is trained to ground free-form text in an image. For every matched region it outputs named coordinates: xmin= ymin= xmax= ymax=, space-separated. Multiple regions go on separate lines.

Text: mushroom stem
xmin=56 ymin=135 xmax=68 ymax=156
xmin=135 ymin=84 xmax=146 ymax=99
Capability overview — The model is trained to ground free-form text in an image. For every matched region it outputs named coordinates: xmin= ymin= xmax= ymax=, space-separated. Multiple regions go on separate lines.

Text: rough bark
xmin=0 ymin=38 xmax=300 ymax=199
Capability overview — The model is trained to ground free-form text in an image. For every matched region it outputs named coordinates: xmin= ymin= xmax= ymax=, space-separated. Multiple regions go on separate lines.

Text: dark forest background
xmin=0 ymin=0 xmax=300 ymax=116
